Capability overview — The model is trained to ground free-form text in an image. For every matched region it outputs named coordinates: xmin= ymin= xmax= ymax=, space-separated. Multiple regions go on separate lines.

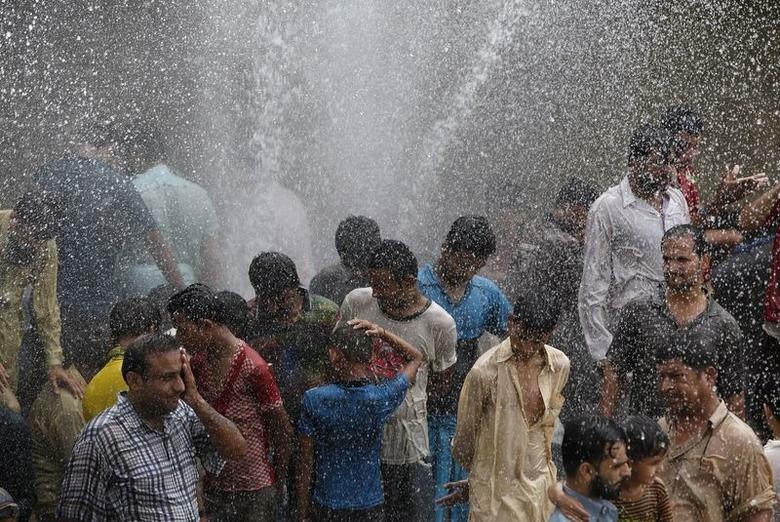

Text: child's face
xmin=630 ymin=454 xmax=665 ymax=486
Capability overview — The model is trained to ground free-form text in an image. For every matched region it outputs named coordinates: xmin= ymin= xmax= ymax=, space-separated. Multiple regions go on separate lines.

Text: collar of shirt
xmin=765 ymin=438 xmax=780 ymax=451
xmin=667 ymin=400 xmax=729 ymax=460
xmin=106 ymin=345 xmax=126 ymax=360
xmin=495 ymin=339 xmax=557 ymax=373
xmin=562 ymin=484 xmax=618 ymax=520
xmin=652 ymin=286 xmax=720 ymax=324
xmin=619 ymin=175 xmax=672 ymax=209
xmin=418 ymin=263 xmax=474 ymax=307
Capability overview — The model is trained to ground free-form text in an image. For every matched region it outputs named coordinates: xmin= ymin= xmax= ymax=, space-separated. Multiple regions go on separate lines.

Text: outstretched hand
xmin=435 ymin=480 xmax=469 ymax=507
xmin=716 ymin=165 xmax=769 ymax=206
xmin=347 ymin=319 xmax=385 ymax=338
xmin=48 ymin=365 xmax=85 ymax=399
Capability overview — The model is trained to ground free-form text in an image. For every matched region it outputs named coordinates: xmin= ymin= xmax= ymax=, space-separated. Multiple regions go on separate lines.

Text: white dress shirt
xmin=578 ymin=175 xmax=690 ymax=360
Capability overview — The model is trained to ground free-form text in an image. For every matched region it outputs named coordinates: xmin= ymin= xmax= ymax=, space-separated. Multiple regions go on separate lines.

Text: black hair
xmin=366 ymin=239 xmax=418 ymax=281
xmin=662 ymin=224 xmax=708 ymax=257
xmin=330 ymin=324 xmax=375 ymax=364
xmin=443 ymin=215 xmax=497 ymax=258
xmin=627 ymin=122 xmax=677 ymax=165
xmin=656 ymin=328 xmax=719 ymax=372
xmin=167 ymin=283 xmax=229 ymax=325
xmin=555 ymin=178 xmax=599 ymax=209
xmin=216 ymin=291 xmax=250 ymax=339
xmin=13 ymin=191 xmax=63 ymax=240
xmin=622 ymin=415 xmax=669 ymax=461
xmin=109 ymin=297 xmax=161 ymax=342
xmin=335 ymin=215 xmax=382 ymax=269
xmin=77 ymin=120 xmax=119 ymax=148
xmin=148 ymin=283 xmax=178 ymax=330
xmin=562 ymin=416 xmax=627 ymax=477
xmin=512 ymin=292 xmax=560 ymax=335
xmin=121 ymin=333 xmax=180 ymax=382
xmin=119 ymin=121 xmax=167 ymax=164
xmin=660 ymin=106 xmax=704 ymax=136
xmin=248 ymin=252 xmax=301 ymax=299
xmin=761 ymin=372 xmax=780 ymax=422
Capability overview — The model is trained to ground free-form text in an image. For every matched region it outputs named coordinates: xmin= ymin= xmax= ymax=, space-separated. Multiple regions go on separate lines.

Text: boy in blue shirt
xmin=296 ymin=319 xmax=424 ymax=521
xmin=418 ymin=215 xmax=512 ymax=522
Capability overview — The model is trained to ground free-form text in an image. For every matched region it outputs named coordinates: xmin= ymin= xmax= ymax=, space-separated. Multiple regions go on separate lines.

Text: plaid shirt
xmin=57 ymin=392 xmax=224 ymax=521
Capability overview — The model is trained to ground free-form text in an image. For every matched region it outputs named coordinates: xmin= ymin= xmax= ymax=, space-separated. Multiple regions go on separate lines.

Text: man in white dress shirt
xmin=578 ymin=123 xmax=690 ymax=361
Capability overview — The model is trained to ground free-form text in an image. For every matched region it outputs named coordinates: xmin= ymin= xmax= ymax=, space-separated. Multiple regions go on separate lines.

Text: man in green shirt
xmin=0 ymin=192 xmax=83 ymax=412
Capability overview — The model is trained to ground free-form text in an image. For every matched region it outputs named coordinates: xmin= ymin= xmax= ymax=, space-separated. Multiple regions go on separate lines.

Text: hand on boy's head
xmin=347 ymin=319 xmax=383 ymax=337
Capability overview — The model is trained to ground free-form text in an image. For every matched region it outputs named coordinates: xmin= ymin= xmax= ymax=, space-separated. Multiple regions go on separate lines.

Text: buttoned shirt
xmin=0 ymin=210 xmax=63 ymax=392
xmin=659 ymin=401 xmax=776 ymax=521
xmin=452 ymin=339 xmax=570 ymax=521
xmin=579 ymin=176 xmax=690 ymax=360
xmin=57 ymin=393 xmax=224 ymax=521
xmin=764 ymin=439 xmax=780 ymax=522
xmin=549 ymin=485 xmax=618 ymax=522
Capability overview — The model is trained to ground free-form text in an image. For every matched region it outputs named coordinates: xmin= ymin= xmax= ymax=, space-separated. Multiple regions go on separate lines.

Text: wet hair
xmin=119 ymin=122 xmax=167 ymax=164
xmin=622 ymin=416 xmax=669 ymax=461
xmin=562 ymin=416 xmax=627 ymax=477
xmin=13 ymin=191 xmax=63 ymax=240
xmin=335 ymin=215 xmax=382 ymax=268
xmin=77 ymin=119 xmax=120 ymax=148
xmin=148 ymin=284 xmax=178 ymax=330
xmin=167 ymin=283 xmax=230 ymax=325
xmin=656 ymin=328 xmax=719 ymax=372
xmin=512 ymin=292 xmax=560 ymax=335
xmin=366 ymin=240 xmax=418 ymax=281
xmin=761 ymin=373 xmax=780 ymax=422
xmin=330 ymin=324 xmax=375 ymax=364
xmin=443 ymin=215 xmax=497 ymax=258
xmin=216 ymin=291 xmax=250 ymax=338
xmin=109 ymin=297 xmax=161 ymax=342
xmin=662 ymin=224 xmax=708 ymax=257
xmin=121 ymin=333 xmax=180 ymax=382
xmin=248 ymin=252 xmax=302 ymax=299
xmin=555 ymin=178 xmax=599 ymax=209
xmin=661 ymin=106 xmax=704 ymax=136
xmin=627 ymin=123 xmax=677 ymax=165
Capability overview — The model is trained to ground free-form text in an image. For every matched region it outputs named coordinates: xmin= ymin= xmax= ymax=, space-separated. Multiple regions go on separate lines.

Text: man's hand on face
xmin=179 ymin=347 xmax=201 ymax=405
xmin=48 ymin=365 xmax=85 ymax=399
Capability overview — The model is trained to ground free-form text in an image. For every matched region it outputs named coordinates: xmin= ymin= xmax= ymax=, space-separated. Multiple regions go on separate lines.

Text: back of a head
xmin=77 ymin=119 xmax=120 ymax=149
xmin=0 ymin=487 xmax=18 ymax=520
xmin=622 ymin=415 xmax=669 ymax=461
xmin=443 ymin=215 xmax=496 ymax=258
xmin=248 ymin=251 xmax=301 ymax=299
xmin=335 ymin=215 xmax=382 ymax=268
xmin=512 ymin=291 xmax=560 ymax=335
xmin=13 ymin=191 xmax=64 ymax=240
xmin=120 ymin=121 xmax=167 ymax=165
xmin=562 ymin=416 xmax=627 ymax=477
xmin=660 ymin=106 xmax=704 ymax=136
xmin=216 ymin=290 xmax=250 ymax=338
xmin=662 ymin=224 xmax=708 ymax=257
xmin=330 ymin=324 xmax=375 ymax=365
xmin=110 ymin=297 xmax=161 ymax=342
xmin=121 ymin=333 xmax=180 ymax=382
xmin=628 ymin=122 xmax=676 ymax=165
xmin=657 ymin=328 xmax=719 ymax=372
xmin=555 ymin=178 xmax=599 ymax=210
xmin=167 ymin=283 xmax=228 ymax=325
xmin=366 ymin=239 xmax=418 ymax=281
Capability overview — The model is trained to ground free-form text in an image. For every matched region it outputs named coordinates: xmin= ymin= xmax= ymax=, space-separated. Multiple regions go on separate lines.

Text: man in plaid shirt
xmin=56 ymin=334 xmax=247 ymax=521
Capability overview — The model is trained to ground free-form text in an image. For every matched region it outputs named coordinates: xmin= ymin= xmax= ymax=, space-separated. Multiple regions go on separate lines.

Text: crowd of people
xmin=0 ymin=107 xmax=779 ymax=522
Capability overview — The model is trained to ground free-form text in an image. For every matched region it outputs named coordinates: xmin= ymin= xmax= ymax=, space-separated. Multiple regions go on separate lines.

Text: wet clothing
xmin=659 ymin=401 xmax=776 ymax=521
xmin=453 ymin=339 xmax=570 ymax=521
xmin=380 ymin=461 xmax=435 ymax=522
xmin=765 ymin=439 xmax=780 ymax=522
xmin=676 ymin=166 xmax=701 ymax=220
xmin=246 ymin=290 xmax=339 ymax=423
xmin=607 ymin=288 xmax=744 ymax=418
xmin=579 ymin=176 xmax=690 ymax=360
xmin=310 ymin=262 xmax=368 ymax=306
xmin=614 ymin=477 xmax=673 ymax=522
xmin=58 ymin=393 xmax=224 ymax=521
xmin=28 ymin=368 xmax=86 ymax=517
xmin=192 ymin=341 xmax=282 ymax=493
xmin=116 ymin=164 xmax=219 ymax=296
xmin=298 ymin=374 xmax=409 ymax=510
xmin=0 ymin=210 xmax=63 ymax=399
xmin=549 ymin=485 xmax=618 ymax=522
xmin=0 ymin=406 xmax=34 ymax=522
xmin=82 ymin=346 xmax=128 ymax=422
xmin=204 ymin=487 xmax=276 ymax=522
xmin=311 ymin=503 xmax=385 ymax=522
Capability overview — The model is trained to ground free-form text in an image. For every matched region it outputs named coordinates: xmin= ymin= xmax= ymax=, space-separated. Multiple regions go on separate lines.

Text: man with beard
xmin=657 ymin=331 xmax=774 ymax=521
xmin=418 ymin=215 xmax=512 ymax=522
xmin=0 ymin=192 xmax=83 ymax=412
xmin=579 ymin=123 xmax=690 ymax=362
xmin=549 ymin=416 xmax=631 ymax=522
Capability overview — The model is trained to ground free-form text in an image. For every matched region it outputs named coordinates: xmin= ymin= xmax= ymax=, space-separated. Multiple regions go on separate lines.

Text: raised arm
xmin=145 ymin=230 xmax=185 ymax=289
xmin=347 ymin=319 xmax=424 ymax=383
xmin=738 ymin=182 xmax=780 ymax=231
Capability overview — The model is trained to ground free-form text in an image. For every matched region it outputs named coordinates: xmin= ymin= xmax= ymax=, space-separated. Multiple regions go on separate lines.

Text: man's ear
xmin=577 ymin=461 xmax=595 ymax=482
xmin=328 ymin=346 xmax=342 ymax=366
xmin=700 ymin=252 xmax=712 ymax=277
xmin=125 ymin=371 xmax=143 ymax=391
xmin=703 ymin=366 xmax=718 ymax=387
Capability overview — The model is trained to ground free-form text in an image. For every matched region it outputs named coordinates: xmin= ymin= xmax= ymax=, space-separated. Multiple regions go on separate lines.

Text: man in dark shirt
xmin=310 ymin=215 xmax=381 ymax=306
xmin=33 ymin=123 xmax=183 ymax=377
xmin=601 ymin=225 xmax=745 ymax=419
xmin=0 ymin=406 xmax=34 ymax=522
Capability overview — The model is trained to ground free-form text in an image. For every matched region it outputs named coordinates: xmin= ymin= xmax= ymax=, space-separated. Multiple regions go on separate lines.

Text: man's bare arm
xmin=266 ymin=405 xmax=293 ymax=488
xmin=199 ymin=235 xmax=223 ymax=288
xmin=145 ymin=230 xmax=184 ymax=289
xmin=296 ymin=434 xmax=315 ymax=522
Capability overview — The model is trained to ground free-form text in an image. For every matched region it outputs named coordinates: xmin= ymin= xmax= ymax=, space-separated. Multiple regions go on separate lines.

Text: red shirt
xmin=192 ymin=341 xmax=283 ymax=492
xmin=677 ymin=166 xmax=700 ymax=219
xmin=764 ymin=199 xmax=780 ymax=323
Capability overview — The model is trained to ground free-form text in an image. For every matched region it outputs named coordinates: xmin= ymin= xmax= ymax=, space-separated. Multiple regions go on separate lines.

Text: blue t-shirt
xmin=418 ymin=263 xmax=512 ymax=414
xmin=298 ymin=374 xmax=409 ymax=510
